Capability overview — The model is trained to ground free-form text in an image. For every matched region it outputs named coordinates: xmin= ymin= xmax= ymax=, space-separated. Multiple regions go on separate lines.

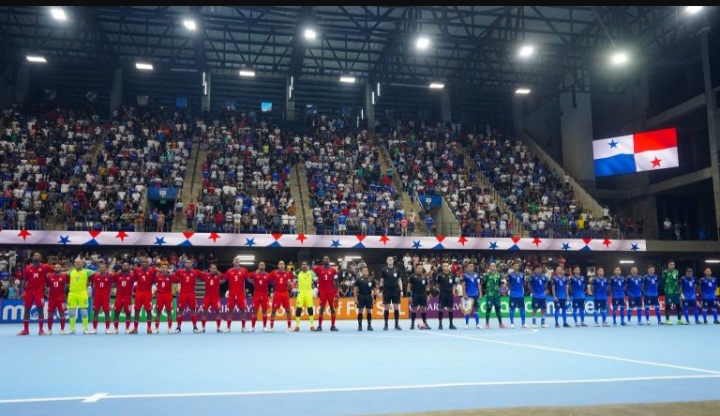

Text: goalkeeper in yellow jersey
xmin=68 ymin=258 xmax=96 ymax=334
xmin=293 ymin=261 xmax=317 ymax=332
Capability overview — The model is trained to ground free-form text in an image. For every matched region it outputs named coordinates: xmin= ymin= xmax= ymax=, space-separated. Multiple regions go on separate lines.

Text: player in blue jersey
xmin=569 ymin=265 xmax=588 ymax=327
xmin=552 ymin=266 xmax=571 ymax=328
xmin=680 ymin=268 xmax=700 ymax=325
xmin=507 ymin=262 xmax=528 ymax=329
xmin=626 ymin=267 xmax=644 ymax=325
xmin=589 ymin=267 xmax=610 ymax=327
xmin=699 ymin=268 xmax=719 ymax=324
xmin=528 ymin=265 xmax=549 ymax=328
xmin=461 ymin=263 xmax=482 ymax=329
xmin=610 ymin=267 xmax=627 ymax=326
xmin=642 ymin=265 xmax=662 ymax=325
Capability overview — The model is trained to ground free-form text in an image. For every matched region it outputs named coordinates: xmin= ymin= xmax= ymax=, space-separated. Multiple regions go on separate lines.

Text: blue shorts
xmin=594 ymin=299 xmax=608 ymax=311
xmin=702 ymin=299 xmax=717 ymax=309
xmin=531 ymin=298 xmax=547 ymax=310
xmin=509 ymin=297 xmax=525 ymax=309
xmin=629 ymin=297 xmax=643 ymax=308
xmin=683 ymin=299 xmax=697 ymax=308
xmin=555 ymin=299 xmax=567 ymax=309
xmin=572 ymin=299 xmax=585 ymax=310
xmin=644 ymin=296 xmax=659 ymax=307
xmin=612 ymin=297 xmax=626 ymax=308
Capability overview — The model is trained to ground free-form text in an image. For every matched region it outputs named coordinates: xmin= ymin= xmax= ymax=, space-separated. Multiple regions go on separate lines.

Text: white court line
xmin=0 ymin=375 xmax=718 ymax=404
xmin=424 ymin=331 xmax=720 ymax=375
xmin=82 ymin=393 xmax=108 ymax=403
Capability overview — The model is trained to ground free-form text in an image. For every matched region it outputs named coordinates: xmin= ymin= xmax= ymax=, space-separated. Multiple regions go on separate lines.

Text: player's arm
xmin=461 ymin=279 xmax=467 ymax=298
xmin=552 ymin=280 xmax=558 ymax=300
xmin=397 ymin=274 xmax=403 ymax=297
xmin=353 ymin=282 xmax=358 ymax=302
xmin=588 ymin=278 xmax=594 ymax=296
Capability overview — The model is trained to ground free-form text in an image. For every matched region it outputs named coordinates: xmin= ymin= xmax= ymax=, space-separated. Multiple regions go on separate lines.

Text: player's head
xmin=613 ymin=266 xmax=622 ymax=276
xmin=596 ymin=267 xmax=605 ymax=277
xmin=512 ymin=262 xmax=520 ymax=272
xmin=210 ymin=263 xmax=218 ymax=273
xmin=466 ymin=263 xmax=475 ymax=272
xmin=704 ymin=267 xmax=712 ymax=276
xmin=53 ymin=262 xmax=62 ymax=273
xmin=686 ymin=267 xmax=693 ymax=276
xmin=415 ymin=264 xmax=423 ymax=274
xmin=442 ymin=262 xmax=450 ymax=273
xmin=160 ymin=263 xmax=169 ymax=273
xmin=362 ymin=266 xmax=370 ymax=278
xmin=122 ymin=261 xmax=130 ymax=272
xmin=489 ymin=262 xmax=497 ymax=272
xmin=277 ymin=260 xmax=285 ymax=271
xmin=667 ymin=260 xmax=675 ymax=270
xmin=185 ymin=260 xmax=193 ymax=269
xmin=74 ymin=258 xmax=84 ymax=270
xmin=233 ymin=256 xmax=241 ymax=267
xmin=647 ymin=265 xmax=655 ymax=274
xmin=32 ymin=252 xmax=42 ymax=263
xmin=323 ymin=256 xmax=330 ymax=266
xmin=258 ymin=261 xmax=265 ymax=272
xmin=386 ymin=256 xmax=394 ymax=267
xmin=99 ymin=262 xmax=107 ymax=273
xmin=534 ymin=264 xmax=542 ymax=274
xmin=555 ymin=266 xmax=565 ymax=276
xmin=630 ymin=266 xmax=638 ymax=275
xmin=141 ymin=257 xmax=149 ymax=268
xmin=572 ymin=265 xmax=580 ymax=275
xmin=301 ymin=261 xmax=309 ymax=271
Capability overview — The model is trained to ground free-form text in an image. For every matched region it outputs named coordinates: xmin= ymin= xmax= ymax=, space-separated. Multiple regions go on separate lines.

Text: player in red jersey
xmin=224 ymin=256 xmax=250 ymax=332
xmin=46 ymin=262 xmax=69 ymax=335
xmin=249 ymin=261 xmax=272 ymax=332
xmin=199 ymin=263 xmax=225 ymax=332
xmin=90 ymin=262 xmax=114 ymax=334
xmin=18 ymin=252 xmax=53 ymax=335
xmin=111 ymin=261 xmax=134 ymax=334
xmin=154 ymin=263 xmax=175 ymax=334
xmin=269 ymin=260 xmax=294 ymax=332
xmin=130 ymin=258 xmax=158 ymax=334
xmin=173 ymin=260 xmax=202 ymax=333
xmin=313 ymin=255 xmax=340 ymax=331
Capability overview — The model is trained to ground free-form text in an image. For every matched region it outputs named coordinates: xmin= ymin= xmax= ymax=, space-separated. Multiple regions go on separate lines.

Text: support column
xmin=364 ymin=82 xmax=375 ymax=133
xmin=440 ymin=88 xmax=451 ymax=122
xmin=109 ymin=68 xmax=123 ymax=115
xmin=285 ymin=75 xmax=296 ymax=122
xmin=14 ymin=64 xmax=30 ymax=109
xmin=201 ymin=71 xmax=211 ymax=113
xmin=700 ymin=28 xmax=720 ymax=240
xmin=560 ymin=90 xmax=595 ymax=189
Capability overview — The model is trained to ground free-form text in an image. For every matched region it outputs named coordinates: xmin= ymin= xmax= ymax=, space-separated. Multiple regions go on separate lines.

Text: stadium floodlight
xmin=416 ymin=36 xmax=430 ymax=50
xmin=183 ymin=19 xmax=197 ymax=30
xmin=705 ymin=259 xmax=720 ymax=264
xmin=611 ymin=51 xmax=629 ymax=66
xmin=304 ymin=28 xmax=317 ymax=40
xmin=50 ymin=7 xmax=67 ymax=21
xmin=515 ymin=88 xmax=531 ymax=95
xmin=429 ymin=83 xmax=445 ymax=89
xmin=518 ymin=45 xmax=535 ymax=58
xmin=619 ymin=260 xmax=635 ymax=264
xmin=135 ymin=62 xmax=154 ymax=71
xmin=686 ymin=6 xmax=704 ymax=14
xmin=339 ymin=76 xmax=356 ymax=83
xmin=26 ymin=55 xmax=47 ymax=63
xmin=239 ymin=70 xmax=256 ymax=77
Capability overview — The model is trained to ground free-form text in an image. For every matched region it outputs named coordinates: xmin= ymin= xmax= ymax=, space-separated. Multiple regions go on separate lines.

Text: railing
xmin=295 ymin=164 xmax=309 ymax=234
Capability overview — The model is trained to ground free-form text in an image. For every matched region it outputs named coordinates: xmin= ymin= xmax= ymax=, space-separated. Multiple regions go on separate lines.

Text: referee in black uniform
xmin=408 ymin=264 xmax=431 ymax=330
xmin=354 ymin=266 xmax=377 ymax=331
xmin=379 ymin=255 xmax=403 ymax=330
xmin=435 ymin=262 xmax=458 ymax=330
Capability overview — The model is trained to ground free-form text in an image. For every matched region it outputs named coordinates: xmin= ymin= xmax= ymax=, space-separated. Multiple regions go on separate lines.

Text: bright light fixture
xmin=611 ymin=51 xmax=628 ymax=66
xmin=183 ymin=19 xmax=197 ymax=30
xmin=429 ymin=83 xmax=445 ymax=89
xmin=236 ymin=255 xmax=255 ymax=261
xmin=26 ymin=55 xmax=47 ymax=63
xmin=340 ymin=76 xmax=356 ymax=83
xmin=416 ymin=36 xmax=430 ymax=50
xmin=50 ymin=7 xmax=67 ymax=21
xmin=304 ymin=28 xmax=317 ymax=40
xmin=515 ymin=88 xmax=531 ymax=95
xmin=619 ymin=260 xmax=635 ymax=264
xmin=136 ymin=62 xmax=154 ymax=70
xmin=239 ymin=70 xmax=256 ymax=77
xmin=686 ymin=6 xmax=704 ymax=14
xmin=705 ymin=259 xmax=720 ymax=264
xmin=519 ymin=45 xmax=535 ymax=58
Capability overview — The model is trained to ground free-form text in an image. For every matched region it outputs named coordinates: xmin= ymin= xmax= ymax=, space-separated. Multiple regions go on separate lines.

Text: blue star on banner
xmin=631 ymin=243 xmax=639 ymax=251
xmin=609 ymin=139 xmax=618 ymax=148
xmin=562 ymin=243 xmax=571 ymax=251
xmin=489 ymin=241 xmax=498 ymax=250
xmin=412 ymin=240 xmax=422 ymax=249
xmin=245 ymin=238 xmax=256 ymax=247
xmin=155 ymin=237 xmax=166 ymax=246
xmin=59 ymin=235 xmax=70 ymax=245
xmin=331 ymin=239 xmax=341 ymax=248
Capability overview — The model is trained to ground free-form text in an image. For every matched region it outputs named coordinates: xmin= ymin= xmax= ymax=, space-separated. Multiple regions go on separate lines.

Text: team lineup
xmin=13 ymin=252 xmax=720 ymax=336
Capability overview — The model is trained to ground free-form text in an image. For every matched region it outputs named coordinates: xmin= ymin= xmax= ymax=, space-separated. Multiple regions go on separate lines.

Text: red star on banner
xmin=532 ymin=237 xmax=542 ymax=247
xmin=457 ymin=235 xmax=468 ymax=246
xmin=511 ymin=237 xmax=521 ymax=244
xmin=355 ymin=234 xmax=366 ymax=242
xmin=272 ymin=233 xmax=283 ymax=241
xmin=183 ymin=231 xmax=195 ymax=240
xmin=602 ymin=238 xmax=612 ymax=247
xmin=436 ymin=236 xmax=446 ymax=243
xmin=209 ymin=232 xmax=221 ymax=243
xmin=89 ymin=230 xmax=101 ymax=239
xmin=296 ymin=234 xmax=307 ymax=244
xmin=651 ymin=157 xmax=661 ymax=168
xmin=116 ymin=230 xmax=129 ymax=242
xmin=583 ymin=238 xmax=592 ymax=245
xmin=18 ymin=229 xmax=31 ymax=241
xmin=379 ymin=234 xmax=390 ymax=245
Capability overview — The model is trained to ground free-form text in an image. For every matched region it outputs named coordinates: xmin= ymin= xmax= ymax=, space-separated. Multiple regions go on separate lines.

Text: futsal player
xmin=679 ymin=268 xmax=700 ymax=325
xmin=379 ymin=256 xmax=403 ymax=331
xmin=154 ymin=263 xmax=175 ymax=334
xmin=408 ymin=264 xmax=430 ymax=330
xmin=249 ymin=261 xmax=272 ymax=332
xmin=461 ymin=262 xmax=481 ymax=329
xmin=68 ymin=258 xmax=96 ymax=334
xmin=130 ymin=258 xmax=157 ymax=334
xmin=642 ymin=266 xmax=662 ymax=325
xmin=46 ymin=262 xmax=69 ymax=335
xmin=435 ymin=262 xmax=457 ymax=330
xmin=111 ymin=261 xmax=134 ymax=334
xmin=610 ymin=267 xmax=627 ymax=326
xmin=528 ymin=264 xmax=549 ymax=328
xmin=269 ymin=260 xmax=294 ymax=332
xmin=354 ymin=266 xmax=377 ymax=331
xmin=313 ymin=256 xmax=340 ymax=332
xmin=224 ymin=256 xmax=250 ymax=332
xmin=507 ymin=261 xmax=527 ymax=328
xmin=483 ymin=262 xmax=505 ymax=329
xmin=552 ymin=266 xmax=570 ymax=328
xmin=17 ymin=252 xmax=53 ymax=336
xmin=626 ymin=266 xmax=644 ymax=325
xmin=699 ymin=268 xmax=718 ymax=324
xmin=90 ymin=262 xmax=113 ymax=334
xmin=589 ymin=267 xmax=610 ymax=327
xmin=662 ymin=260 xmax=682 ymax=325
xmin=569 ymin=265 xmax=588 ymax=327
xmin=293 ymin=261 xmax=316 ymax=332
xmin=199 ymin=263 xmax=225 ymax=332
xmin=172 ymin=260 xmax=202 ymax=333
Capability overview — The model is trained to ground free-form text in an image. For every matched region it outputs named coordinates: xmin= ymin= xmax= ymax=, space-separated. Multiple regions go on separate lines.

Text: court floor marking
xmin=0 ymin=374 xmax=718 ymax=405
xmin=423 ymin=331 xmax=720 ymax=375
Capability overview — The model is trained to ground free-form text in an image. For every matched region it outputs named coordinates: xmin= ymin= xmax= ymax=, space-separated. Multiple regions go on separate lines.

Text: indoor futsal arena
xmin=1 ymin=5 xmax=720 ymax=416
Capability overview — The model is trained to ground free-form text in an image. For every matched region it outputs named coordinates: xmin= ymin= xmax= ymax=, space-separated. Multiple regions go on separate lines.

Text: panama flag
xmin=593 ymin=128 xmax=679 ymax=177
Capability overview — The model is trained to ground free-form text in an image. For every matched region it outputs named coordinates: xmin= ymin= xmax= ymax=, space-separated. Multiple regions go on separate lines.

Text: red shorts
xmin=155 ymin=293 xmax=173 ymax=312
xmin=253 ymin=293 xmax=270 ymax=310
xmin=272 ymin=292 xmax=290 ymax=310
xmin=113 ymin=296 xmax=132 ymax=312
xmin=48 ymin=296 xmax=66 ymax=315
xmin=202 ymin=295 xmax=220 ymax=312
xmin=134 ymin=291 xmax=153 ymax=311
xmin=93 ymin=295 xmax=111 ymax=312
xmin=227 ymin=291 xmax=247 ymax=311
xmin=23 ymin=289 xmax=45 ymax=309
xmin=177 ymin=292 xmax=197 ymax=311
xmin=319 ymin=291 xmax=336 ymax=307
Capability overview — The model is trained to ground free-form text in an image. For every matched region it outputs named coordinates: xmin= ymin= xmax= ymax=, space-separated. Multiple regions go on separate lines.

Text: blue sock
xmin=465 ymin=314 xmax=470 ymax=325
xmin=702 ymin=308 xmax=707 ymax=322
xmin=541 ymin=317 xmax=545 ymax=325
xmin=520 ymin=308 xmax=525 ymax=325
xmin=555 ymin=308 xmax=559 ymax=325
xmin=713 ymin=309 xmax=718 ymax=321
xmin=684 ymin=306 xmax=689 ymax=322
xmin=509 ymin=307 xmax=515 ymax=325
xmin=637 ymin=309 xmax=642 ymax=324
xmin=474 ymin=312 xmax=479 ymax=325
xmin=693 ymin=307 xmax=699 ymax=322
xmin=655 ymin=307 xmax=661 ymax=323
xmin=533 ymin=316 xmax=537 ymax=325
xmin=620 ymin=308 xmax=625 ymax=323
xmin=572 ymin=308 xmax=578 ymax=323
xmin=594 ymin=311 xmax=598 ymax=324
xmin=580 ymin=308 xmax=585 ymax=323
xmin=644 ymin=307 xmax=650 ymax=322
xmin=612 ymin=310 xmax=617 ymax=324
xmin=627 ymin=308 xmax=632 ymax=322
xmin=601 ymin=310 xmax=607 ymax=323
xmin=562 ymin=308 xmax=567 ymax=325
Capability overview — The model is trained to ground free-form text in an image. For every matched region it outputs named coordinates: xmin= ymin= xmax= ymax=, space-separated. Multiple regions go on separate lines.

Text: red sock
xmin=60 ymin=318 xmax=66 ymax=331
xmin=48 ymin=317 xmax=54 ymax=331
xmin=134 ymin=321 xmax=139 ymax=331
xmin=155 ymin=320 xmax=160 ymax=330
xmin=227 ymin=320 xmax=232 ymax=329
xmin=177 ymin=316 xmax=183 ymax=329
xmin=125 ymin=319 xmax=130 ymax=331
xmin=287 ymin=319 xmax=291 ymax=328
xmin=216 ymin=319 xmax=221 ymax=329
xmin=242 ymin=319 xmax=246 ymax=328
xmin=23 ymin=320 xmax=29 ymax=332
xmin=93 ymin=319 xmax=98 ymax=330
xmin=202 ymin=319 xmax=206 ymax=329
xmin=331 ymin=314 xmax=336 ymax=327
xmin=251 ymin=316 xmax=257 ymax=328
xmin=191 ymin=315 xmax=198 ymax=328
xmin=319 ymin=315 xmax=323 ymax=327
xmin=270 ymin=318 xmax=275 ymax=328
xmin=168 ymin=319 xmax=172 ymax=329
xmin=105 ymin=319 xmax=110 ymax=330
xmin=38 ymin=319 xmax=44 ymax=332
xmin=262 ymin=316 xmax=267 ymax=327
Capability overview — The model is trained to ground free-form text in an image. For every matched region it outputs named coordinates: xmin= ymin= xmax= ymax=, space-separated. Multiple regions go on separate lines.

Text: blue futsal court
xmin=2 ymin=319 xmax=719 ymax=415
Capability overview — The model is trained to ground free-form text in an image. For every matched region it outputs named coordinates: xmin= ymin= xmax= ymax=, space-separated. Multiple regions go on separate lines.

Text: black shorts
xmin=612 ymin=297 xmax=626 ymax=308
xmin=383 ymin=289 xmax=400 ymax=305
xmin=485 ymin=296 xmax=501 ymax=311
xmin=555 ymin=299 xmax=567 ymax=309
xmin=594 ymin=299 xmax=608 ymax=311
xmin=357 ymin=295 xmax=373 ymax=310
xmin=468 ymin=295 xmax=480 ymax=309
xmin=702 ymin=299 xmax=717 ymax=309
xmin=509 ymin=297 xmax=525 ymax=309
xmin=683 ymin=299 xmax=697 ymax=308
xmin=644 ymin=296 xmax=659 ymax=307
xmin=531 ymin=298 xmax=547 ymax=310
xmin=665 ymin=294 xmax=680 ymax=307
xmin=411 ymin=294 xmax=428 ymax=308
xmin=629 ymin=297 xmax=643 ymax=308
xmin=439 ymin=292 xmax=454 ymax=309
xmin=572 ymin=299 xmax=586 ymax=311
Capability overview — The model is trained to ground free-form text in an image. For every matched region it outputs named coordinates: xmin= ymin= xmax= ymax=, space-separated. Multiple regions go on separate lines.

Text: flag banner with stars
xmin=593 ymin=127 xmax=679 ymax=177
xmin=0 ymin=231 xmax=647 ymax=251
